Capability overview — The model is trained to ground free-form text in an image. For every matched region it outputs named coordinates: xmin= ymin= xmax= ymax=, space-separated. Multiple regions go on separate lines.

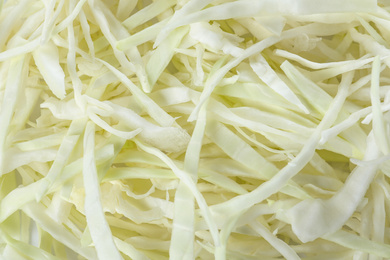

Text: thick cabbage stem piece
xmin=107 ymin=102 xmax=190 ymax=153
xmin=286 ymin=133 xmax=381 ymax=242
xmin=33 ymin=41 xmax=66 ymax=99
xmin=0 ymin=55 xmax=25 ymax=176
xmin=82 ymin=122 xmax=123 ymax=260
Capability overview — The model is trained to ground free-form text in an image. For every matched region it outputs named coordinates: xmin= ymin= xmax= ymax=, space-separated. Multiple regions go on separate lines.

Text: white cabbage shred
xmin=2 ymin=0 xmax=390 ymax=259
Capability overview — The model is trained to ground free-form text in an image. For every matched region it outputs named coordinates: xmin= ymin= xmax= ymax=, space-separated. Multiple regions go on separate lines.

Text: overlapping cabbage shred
xmin=2 ymin=0 xmax=390 ymax=259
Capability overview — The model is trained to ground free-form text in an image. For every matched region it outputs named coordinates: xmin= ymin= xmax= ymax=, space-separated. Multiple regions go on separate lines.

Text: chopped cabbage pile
xmin=2 ymin=0 xmax=390 ymax=259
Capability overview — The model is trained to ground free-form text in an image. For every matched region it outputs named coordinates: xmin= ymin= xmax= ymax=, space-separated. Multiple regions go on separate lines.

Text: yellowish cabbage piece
xmin=1 ymin=0 xmax=390 ymax=259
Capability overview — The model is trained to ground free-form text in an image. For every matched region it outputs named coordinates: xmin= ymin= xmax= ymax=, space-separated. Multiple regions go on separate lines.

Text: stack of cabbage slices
xmin=1 ymin=0 xmax=390 ymax=259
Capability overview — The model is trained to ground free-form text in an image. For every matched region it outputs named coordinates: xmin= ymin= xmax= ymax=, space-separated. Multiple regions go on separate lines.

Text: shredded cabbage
xmin=1 ymin=0 xmax=390 ymax=259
